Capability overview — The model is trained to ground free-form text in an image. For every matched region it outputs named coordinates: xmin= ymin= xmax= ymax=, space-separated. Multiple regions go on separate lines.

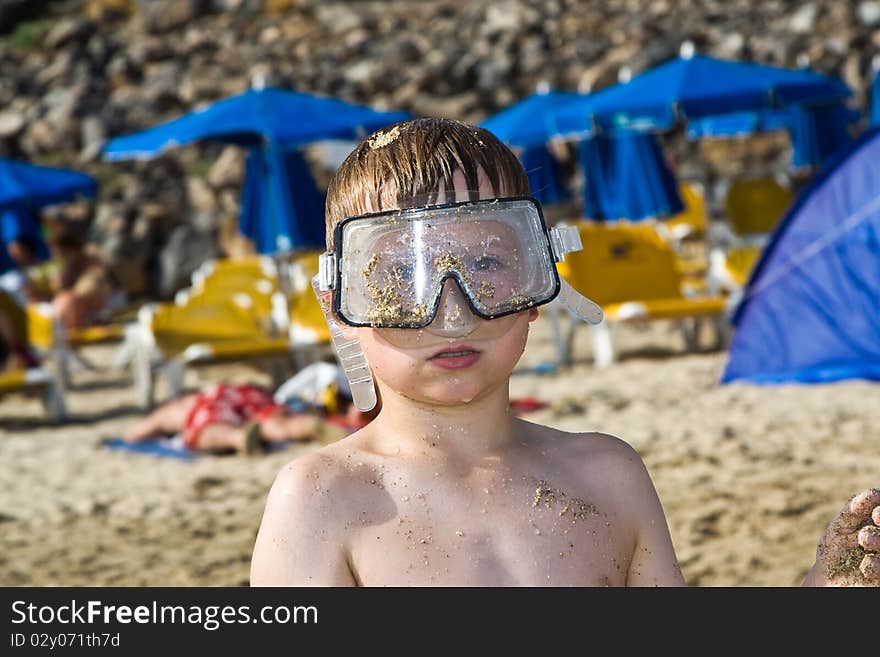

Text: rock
xmin=186 ymin=176 xmax=217 ymax=213
xmin=78 ymin=115 xmax=106 ymax=162
xmin=858 ymin=2 xmax=880 ymax=27
xmin=21 ymin=119 xmax=56 ymax=154
xmin=136 ymin=0 xmax=212 ymax=34
xmin=716 ymin=32 xmax=745 ymax=59
xmin=0 ymin=111 xmax=25 ymax=138
xmin=0 ymin=0 xmax=48 ymax=33
xmin=207 ymin=146 xmax=244 ymax=188
xmin=84 ymin=0 xmax=135 ymax=22
xmin=5 ymin=0 xmax=880 ymax=304
xmin=157 ymin=224 xmax=219 ymax=298
xmin=44 ymin=18 xmax=96 ymax=49
xmin=789 ymin=3 xmax=818 ymax=34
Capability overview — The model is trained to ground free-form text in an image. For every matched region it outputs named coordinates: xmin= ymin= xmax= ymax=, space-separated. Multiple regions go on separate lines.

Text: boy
xmin=251 ymin=118 xmax=879 ymax=586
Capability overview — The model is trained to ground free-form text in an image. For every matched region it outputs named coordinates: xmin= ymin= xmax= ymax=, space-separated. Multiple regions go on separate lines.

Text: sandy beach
xmin=1 ymin=312 xmax=877 ymax=587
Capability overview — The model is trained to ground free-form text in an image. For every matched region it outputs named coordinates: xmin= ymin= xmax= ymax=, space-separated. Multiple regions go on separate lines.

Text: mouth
xmin=430 ymin=344 xmax=479 ymax=358
xmin=428 ymin=344 xmax=482 ymax=369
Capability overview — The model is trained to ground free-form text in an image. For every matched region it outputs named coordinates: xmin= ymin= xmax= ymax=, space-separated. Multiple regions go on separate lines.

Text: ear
xmin=528 ymin=307 xmax=539 ymax=322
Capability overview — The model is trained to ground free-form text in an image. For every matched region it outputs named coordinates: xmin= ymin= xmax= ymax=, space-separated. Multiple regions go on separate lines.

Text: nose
xmin=425 ymin=278 xmax=480 ymax=337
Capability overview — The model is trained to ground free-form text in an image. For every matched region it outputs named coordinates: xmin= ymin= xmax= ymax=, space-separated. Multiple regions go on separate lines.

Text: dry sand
xmin=1 ymin=313 xmax=878 ymax=586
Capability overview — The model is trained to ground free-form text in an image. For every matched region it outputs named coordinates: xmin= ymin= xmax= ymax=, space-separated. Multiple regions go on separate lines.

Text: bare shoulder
xmin=525 ymin=420 xmax=648 ymax=475
xmin=251 ymin=440 xmax=376 ymax=586
xmin=265 ymin=440 xmax=374 ymax=524
xmin=521 ymin=421 xmax=659 ymax=514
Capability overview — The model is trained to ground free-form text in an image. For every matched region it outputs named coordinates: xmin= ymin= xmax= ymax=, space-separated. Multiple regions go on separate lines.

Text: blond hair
xmin=324 ymin=118 xmax=529 ymax=249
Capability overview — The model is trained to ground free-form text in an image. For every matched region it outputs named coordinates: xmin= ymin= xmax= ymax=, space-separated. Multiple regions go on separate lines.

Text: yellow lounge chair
xmin=0 ymin=291 xmax=67 ymax=421
xmin=131 ymin=288 xmax=293 ymax=408
xmin=130 ymin=253 xmax=332 ymax=409
xmin=724 ymin=176 xmax=792 ymax=238
xmin=553 ymin=220 xmax=731 ymax=367
xmin=661 ymin=181 xmax=709 ymax=242
xmin=0 ymin=367 xmax=67 ymax=422
xmin=25 ymin=302 xmax=127 ymax=388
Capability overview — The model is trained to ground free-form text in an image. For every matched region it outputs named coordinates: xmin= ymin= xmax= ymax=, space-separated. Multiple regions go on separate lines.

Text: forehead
xmin=367 ymin=166 xmax=508 ymax=214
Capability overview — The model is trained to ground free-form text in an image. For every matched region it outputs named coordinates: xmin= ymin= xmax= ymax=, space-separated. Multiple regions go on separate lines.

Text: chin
xmin=414 ymin=374 xmax=502 ymax=406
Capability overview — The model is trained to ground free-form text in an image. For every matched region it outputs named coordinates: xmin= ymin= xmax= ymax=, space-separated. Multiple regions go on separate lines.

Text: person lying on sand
xmin=250 ymin=118 xmax=879 ymax=586
xmin=124 ymin=376 xmax=378 ymax=456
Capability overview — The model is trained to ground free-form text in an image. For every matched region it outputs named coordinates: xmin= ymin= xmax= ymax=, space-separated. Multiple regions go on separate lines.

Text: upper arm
xmin=619 ymin=445 xmax=685 ymax=587
xmin=587 ymin=435 xmax=685 ymax=587
xmin=250 ymin=455 xmax=356 ymax=587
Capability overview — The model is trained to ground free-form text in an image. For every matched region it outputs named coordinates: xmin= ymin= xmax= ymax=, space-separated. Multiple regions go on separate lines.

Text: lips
xmin=428 ymin=345 xmax=482 ymax=369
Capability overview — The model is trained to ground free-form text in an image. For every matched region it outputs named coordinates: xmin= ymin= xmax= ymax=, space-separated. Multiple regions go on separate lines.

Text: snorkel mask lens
xmin=329 ymin=197 xmax=567 ymax=328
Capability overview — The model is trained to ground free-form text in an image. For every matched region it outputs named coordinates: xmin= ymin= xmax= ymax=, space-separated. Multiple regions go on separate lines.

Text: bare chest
xmin=347 ymin=474 xmax=633 ymax=586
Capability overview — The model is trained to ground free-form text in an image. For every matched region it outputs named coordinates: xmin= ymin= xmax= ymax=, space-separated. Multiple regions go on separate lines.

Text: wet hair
xmin=324 ymin=117 xmax=530 ymax=249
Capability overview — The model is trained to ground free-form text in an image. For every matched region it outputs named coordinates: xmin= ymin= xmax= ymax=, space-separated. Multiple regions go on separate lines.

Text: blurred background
xmin=1 ymin=1 xmax=879 ymax=587
xmin=1 ymin=0 xmax=877 ymax=300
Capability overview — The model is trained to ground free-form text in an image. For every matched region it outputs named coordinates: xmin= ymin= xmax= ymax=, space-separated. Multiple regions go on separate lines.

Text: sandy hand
xmin=807 ymin=488 xmax=880 ymax=586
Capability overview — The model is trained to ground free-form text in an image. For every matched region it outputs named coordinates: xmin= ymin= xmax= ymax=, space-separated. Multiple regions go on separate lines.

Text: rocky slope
xmin=1 ymin=0 xmax=878 ymax=298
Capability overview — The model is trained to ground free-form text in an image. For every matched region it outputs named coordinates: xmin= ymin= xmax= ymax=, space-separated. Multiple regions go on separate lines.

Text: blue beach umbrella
xmin=479 ymin=90 xmax=587 ymax=148
xmin=479 ymin=91 xmax=581 ymax=207
xmin=519 ymin=144 xmax=571 ymax=207
xmin=0 ymin=158 xmax=97 ymax=273
xmin=579 ymin=131 xmax=683 ymax=221
xmin=103 ymin=87 xmax=409 ymax=253
xmin=481 ymin=90 xmax=680 ymax=220
xmin=686 ymin=103 xmax=860 ymax=171
xmin=238 ymin=146 xmax=325 ymax=254
xmin=786 ymin=103 xmax=859 ymax=170
xmin=0 ymin=157 xmax=97 ymax=210
xmin=551 ymin=53 xmax=852 ymax=134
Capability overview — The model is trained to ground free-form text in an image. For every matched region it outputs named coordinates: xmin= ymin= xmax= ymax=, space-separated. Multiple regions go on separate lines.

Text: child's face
xmin=354 ymin=168 xmax=538 ymax=406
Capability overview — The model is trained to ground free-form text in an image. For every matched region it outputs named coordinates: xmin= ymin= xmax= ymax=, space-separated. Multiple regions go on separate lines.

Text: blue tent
xmin=721 ymin=125 xmax=880 ymax=384
xmin=871 ymin=68 xmax=880 ymax=127
xmin=551 ymin=54 xmax=851 ymax=134
xmin=104 ymin=87 xmax=409 ymax=253
xmin=686 ymin=103 xmax=860 ymax=170
xmin=579 ymin=131 xmax=683 ymax=221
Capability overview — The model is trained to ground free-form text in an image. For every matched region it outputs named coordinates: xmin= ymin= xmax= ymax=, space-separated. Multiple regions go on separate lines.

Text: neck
xmin=368 ymin=380 xmax=519 ymax=463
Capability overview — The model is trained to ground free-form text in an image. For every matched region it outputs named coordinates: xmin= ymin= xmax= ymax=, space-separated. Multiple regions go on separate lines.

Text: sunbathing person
xmin=123 ymin=372 xmax=379 ymax=456
xmin=24 ymin=220 xmax=118 ymax=332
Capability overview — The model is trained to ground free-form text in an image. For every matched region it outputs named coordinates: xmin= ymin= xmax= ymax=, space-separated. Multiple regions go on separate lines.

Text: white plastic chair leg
xmin=42 ymin=380 xmax=67 ymax=423
xmin=680 ymin=317 xmax=703 ymax=352
xmin=547 ymin=300 xmax=574 ymax=366
xmin=711 ymin=314 xmax=731 ymax=350
xmin=591 ymin=322 xmax=614 ymax=369
xmin=163 ymin=359 xmax=185 ymax=401
xmin=129 ymin=325 xmax=157 ymax=410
